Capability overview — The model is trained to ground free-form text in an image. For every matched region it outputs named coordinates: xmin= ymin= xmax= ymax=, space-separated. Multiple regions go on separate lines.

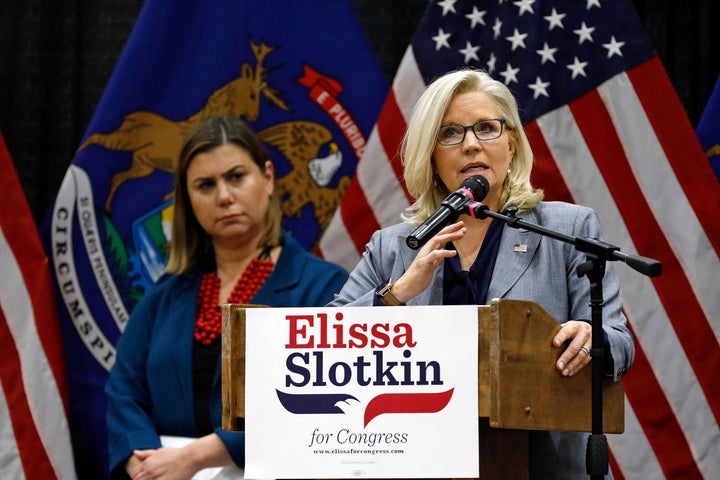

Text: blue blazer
xmin=106 ymin=231 xmax=348 ymax=476
xmin=329 ymin=201 xmax=634 ymax=479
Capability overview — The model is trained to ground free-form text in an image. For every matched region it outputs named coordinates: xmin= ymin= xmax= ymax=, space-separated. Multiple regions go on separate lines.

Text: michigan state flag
xmin=696 ymin=74 xmax=720 ymax=182
xmin=41 ymin=0 xmax=387 ymax=475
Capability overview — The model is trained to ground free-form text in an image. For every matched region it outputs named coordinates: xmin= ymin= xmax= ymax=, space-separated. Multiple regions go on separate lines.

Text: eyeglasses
xmin=436 ymin=118 xmax=507 ymax=146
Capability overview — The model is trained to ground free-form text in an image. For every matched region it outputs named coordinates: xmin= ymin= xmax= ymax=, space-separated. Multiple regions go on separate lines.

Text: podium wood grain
xmin=487 ymin=299 xmax=624 ymax=433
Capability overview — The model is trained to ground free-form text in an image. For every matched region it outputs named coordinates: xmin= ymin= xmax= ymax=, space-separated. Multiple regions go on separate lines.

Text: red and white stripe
xmin=0 ymin=133 xmax=77 ymax=480
xmin=319 ymin=48 xmax=420 ymax=268
xmin=319 ymin=47 xmax=720 ymax=479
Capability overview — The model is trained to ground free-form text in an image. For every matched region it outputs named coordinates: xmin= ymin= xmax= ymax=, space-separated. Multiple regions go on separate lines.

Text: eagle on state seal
xmin=75 ymin=39 xmax=349 ymax=238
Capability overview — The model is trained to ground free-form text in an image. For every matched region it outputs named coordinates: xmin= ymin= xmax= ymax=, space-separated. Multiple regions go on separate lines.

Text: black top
xmin=443 ymin=219 xmax=504 ymax=306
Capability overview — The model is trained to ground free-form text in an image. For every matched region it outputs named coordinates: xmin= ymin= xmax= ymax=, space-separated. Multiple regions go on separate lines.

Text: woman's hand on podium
xmin=552 ymin=320 xmax=592 ymax=377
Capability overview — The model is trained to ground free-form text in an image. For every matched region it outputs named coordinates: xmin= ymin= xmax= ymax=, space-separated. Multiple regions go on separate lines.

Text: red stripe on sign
xmin=364 ymin=388 xmax=454 ymax=426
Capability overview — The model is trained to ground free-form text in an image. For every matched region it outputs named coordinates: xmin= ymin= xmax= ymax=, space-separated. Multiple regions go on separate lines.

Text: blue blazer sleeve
xmin=105 ymin=277 xmax=168 ymax=475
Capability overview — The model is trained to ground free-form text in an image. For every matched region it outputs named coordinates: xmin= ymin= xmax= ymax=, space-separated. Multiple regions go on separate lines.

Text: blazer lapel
xmin=393 ymin=213 xmax=542 ymax=306
xmin=488 ymin=210 xmax=541 ymax=300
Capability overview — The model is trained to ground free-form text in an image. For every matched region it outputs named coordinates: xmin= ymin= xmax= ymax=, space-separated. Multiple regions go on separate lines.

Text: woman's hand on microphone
xmin=392 ymin=221 xmax=467 ymax=303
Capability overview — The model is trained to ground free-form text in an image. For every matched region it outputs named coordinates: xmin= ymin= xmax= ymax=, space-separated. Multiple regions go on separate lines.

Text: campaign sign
xmin=244 ymin=305 xmax=479 ymax=478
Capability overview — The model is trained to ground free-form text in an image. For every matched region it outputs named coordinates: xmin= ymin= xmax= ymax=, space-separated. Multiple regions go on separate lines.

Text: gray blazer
xmin=329 ymin=201 xmax=633 ymax=478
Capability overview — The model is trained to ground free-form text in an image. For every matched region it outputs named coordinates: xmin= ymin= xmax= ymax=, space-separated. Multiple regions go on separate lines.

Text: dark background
xmin=1 ymin=1 xmax=719 ymax=228
xmin=1 ymin=1 xmax=718 ymax=478
xmin=0 ymin=0 xmax=720 ymax=228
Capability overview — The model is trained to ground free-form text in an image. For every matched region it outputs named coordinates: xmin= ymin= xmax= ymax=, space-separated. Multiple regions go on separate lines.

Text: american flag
xmin=0 ymin=131 xmax=77 ymax=479
xmin=319 ymin=0 xmax=720 ymax=478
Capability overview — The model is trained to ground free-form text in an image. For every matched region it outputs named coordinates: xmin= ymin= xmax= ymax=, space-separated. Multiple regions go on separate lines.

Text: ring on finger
xmin=580 ymin=345 xmax=591 ymax=357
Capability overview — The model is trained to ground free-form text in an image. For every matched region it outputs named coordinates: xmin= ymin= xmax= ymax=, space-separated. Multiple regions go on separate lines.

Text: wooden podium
xmin=221 ymin=299 xmax=624 ymax=479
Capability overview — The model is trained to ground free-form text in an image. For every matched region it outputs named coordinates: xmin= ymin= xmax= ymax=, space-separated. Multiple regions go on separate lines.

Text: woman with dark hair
xmin=106 ymin=115 xmax=348 ymax=479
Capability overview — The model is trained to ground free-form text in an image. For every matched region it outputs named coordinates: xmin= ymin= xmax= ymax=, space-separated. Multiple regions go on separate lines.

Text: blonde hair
xmin=165 ymin=116 xmax=282 ymax=274
xmin=401 ymin=69 xmax=542 ymax=227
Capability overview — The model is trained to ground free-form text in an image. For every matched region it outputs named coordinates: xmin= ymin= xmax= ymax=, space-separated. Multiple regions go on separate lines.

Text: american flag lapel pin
xmin=513 ymin=243 xmax=528 ymax=253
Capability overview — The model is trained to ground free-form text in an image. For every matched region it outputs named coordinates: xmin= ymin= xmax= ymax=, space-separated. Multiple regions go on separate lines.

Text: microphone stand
xmin=467 ymin=203 xmax=661 ymax=479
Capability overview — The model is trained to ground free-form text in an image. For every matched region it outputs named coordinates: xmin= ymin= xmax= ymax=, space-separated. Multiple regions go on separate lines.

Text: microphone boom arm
xmin=467 ymin=203 xmax=661 ymax=277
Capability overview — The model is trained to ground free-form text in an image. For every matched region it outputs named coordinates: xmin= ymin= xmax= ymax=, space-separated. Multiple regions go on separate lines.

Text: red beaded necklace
xmin=194 ymin=256 xmax=274 ymax=345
